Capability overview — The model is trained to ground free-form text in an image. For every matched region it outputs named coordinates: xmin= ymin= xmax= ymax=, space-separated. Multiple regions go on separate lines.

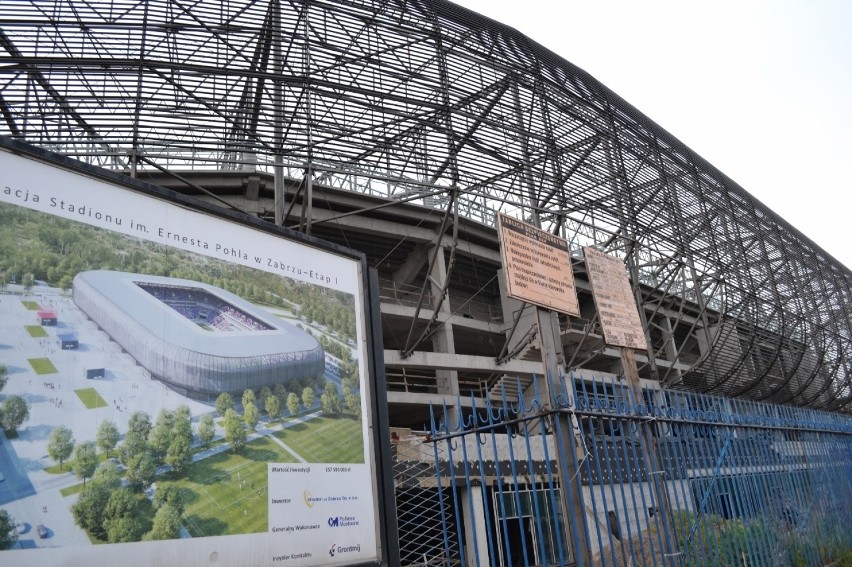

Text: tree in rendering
xmin=106 ymin=514 xmax=146 ymax=544
xmin=274 ymin=383 xmax=288 ymax=407
xmin=119 ymin=411 xmax=152 ymax=466
xmin=145 ymin=504 xmax=182 ymax=541
xmin=47 ymin=425 xmax=75 ymax=470
xmin=223 ymin=408 xmax=246 ymax=453
xmin=345 ymin=389 xmax=362 ymax=419
xmin=126 ymin=452 xmax=156 ymax=492
xmin=243 ymin=400 xmax=260 ymax=431
xmin=174 ymin=406 xmax=192 ymax=438
xmin=241 ymin=388 xmax=256 ymax=409
xmin=128 ymin=410 xmax=153 ymax=436
xmin=72 ymin=481 xmax=112 ymax=539
xmin=215 ymin=392 xmax=233 ymax=417
xmin=0 ymin=395 xmax=29 ymax=432
xmin=96 ymin=419 xmax=120 ymax=458
xmin=92 ymin=460 xmax=123 ymax=489
xmin=321 ymin=382 xmax=342 ymax=415
xmin=148 ymin=409 xmax=175 ymax=463
xmin=0 ymin=509 xmax=17 ymax=550
xmin=104 ymin=487 xmax=136 ymax=526
xmin=197 ymin=414 xmax=215 ymax=447
xmin=0 ymin=364 xmax=8 ymax=393
xmin=72 ymin=441 xmax=98 ymax=486
xmin=153 ymin=485 xmax=185 ymax=517
xmin=165 ymin=434 xmax=192 ymax=476
xmin=286 ymin=392 xmax=300 ymax=417
xmin=302 ymin=386 xmax=315 ymax=410
xmin=259 ymin=386 xmax=274 ymax=408
xmin=150 ymin=406 xmax=191 ymax=473
xmin=104 ymin=488 xmax=145 ymax=543
xmin=72 ymin=461 xmax=128 ymax=541
xmin=265 ymin=394 xmax=281 ymax=420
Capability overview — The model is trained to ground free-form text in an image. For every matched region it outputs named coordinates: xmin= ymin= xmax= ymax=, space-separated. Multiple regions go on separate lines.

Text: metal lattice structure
xmin=0 ymin=0 xmax=850 ymax=412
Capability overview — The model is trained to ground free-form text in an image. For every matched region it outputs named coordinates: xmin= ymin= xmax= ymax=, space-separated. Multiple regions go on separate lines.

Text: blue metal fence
xmin=396 ymin=372 xmax=852 ymax=567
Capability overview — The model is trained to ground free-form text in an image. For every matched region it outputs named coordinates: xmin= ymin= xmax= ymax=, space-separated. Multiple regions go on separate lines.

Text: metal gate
xmin=392 ymin=373 xmax=852 ymax=566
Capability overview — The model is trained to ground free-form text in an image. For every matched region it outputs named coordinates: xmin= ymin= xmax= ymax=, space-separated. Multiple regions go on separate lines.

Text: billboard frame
xmin=0 ymin=135 xmax=398 ymax=566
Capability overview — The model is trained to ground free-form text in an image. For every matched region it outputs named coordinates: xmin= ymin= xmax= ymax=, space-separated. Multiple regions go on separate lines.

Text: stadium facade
xmin=73 ymin=270 xmax=324 ymax=397
xmin=1 ymin=1 xmax=851 ymax=565
xmin=0 ymin=0 xmax=847 ymax=418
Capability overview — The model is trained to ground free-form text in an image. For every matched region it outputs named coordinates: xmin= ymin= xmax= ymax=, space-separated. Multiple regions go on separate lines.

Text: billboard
xmin=0 ymin=141 xmax=386 ymax=566
xmin=582 ymin=247 xmax=646 ymax=350
xmin=496 ymin=213 xmax=579 ymax=316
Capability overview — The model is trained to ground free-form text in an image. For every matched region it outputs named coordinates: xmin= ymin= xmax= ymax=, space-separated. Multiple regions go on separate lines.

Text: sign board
xmin=0 ymin=144 xmax=382 ymax=566
xmin=497 ymin=213 xmax=579 ymax=316
xmin=582 ymin=247 xmax=646 ymax=350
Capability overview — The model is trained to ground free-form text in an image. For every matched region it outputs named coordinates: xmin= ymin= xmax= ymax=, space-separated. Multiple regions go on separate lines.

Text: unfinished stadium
xmin=1 ymin=1 xmax=850 ymax=565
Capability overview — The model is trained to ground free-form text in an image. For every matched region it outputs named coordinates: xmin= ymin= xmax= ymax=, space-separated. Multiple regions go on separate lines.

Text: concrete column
xmin=461 ymin=484 xmax=491 ymax=567
xmin=429 ymin=245 xmax=459 ymax=400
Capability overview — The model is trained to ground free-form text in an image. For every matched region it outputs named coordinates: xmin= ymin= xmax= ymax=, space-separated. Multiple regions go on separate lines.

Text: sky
xmin=451 ymin=0 xmax=852 ymax=270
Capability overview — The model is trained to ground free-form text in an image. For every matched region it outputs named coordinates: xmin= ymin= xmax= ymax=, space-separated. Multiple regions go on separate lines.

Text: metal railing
xmin=392 ymin=373 xmax=852 ymax=566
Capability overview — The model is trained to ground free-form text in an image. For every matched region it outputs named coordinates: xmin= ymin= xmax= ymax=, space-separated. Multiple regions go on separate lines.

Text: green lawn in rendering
xmin=26 ymin=325 xmax=48 ymax=337
xmin=160 ymin=437 xmax=297 ymax=538
xmin=273 ymin=415 xmax=364 ymax=463
xmin=74 ymin=387 xmax=108 ymax=409
xmin=60 ymin=483 xmax=85 ymax=497
xmin=28 ymin=357 xmax=58 ymax=375
xmin=22 ymin=301 xmax=40 ymax=310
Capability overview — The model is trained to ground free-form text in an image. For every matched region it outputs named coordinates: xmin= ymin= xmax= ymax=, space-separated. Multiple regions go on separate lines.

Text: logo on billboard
xmin=329 ymin=543 xmax=361 ymax=557
xmin=328 ymin=515 xmax=359 ymax=527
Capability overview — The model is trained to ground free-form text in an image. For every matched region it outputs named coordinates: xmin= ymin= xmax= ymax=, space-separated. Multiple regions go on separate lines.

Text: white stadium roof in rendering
xmin=72 ymin=270 xmax=324 ymax=397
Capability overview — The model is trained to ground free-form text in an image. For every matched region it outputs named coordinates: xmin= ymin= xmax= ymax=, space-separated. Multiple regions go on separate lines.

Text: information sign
xmin=582 ymin=247 xmax=646 ymax=350
xmin=497 ymin=213 xmax=579 ymax=316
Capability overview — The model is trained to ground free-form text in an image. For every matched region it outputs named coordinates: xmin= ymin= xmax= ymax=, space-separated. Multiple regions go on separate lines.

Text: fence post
xmin=620 ymin=347 xmax=681 ymax=566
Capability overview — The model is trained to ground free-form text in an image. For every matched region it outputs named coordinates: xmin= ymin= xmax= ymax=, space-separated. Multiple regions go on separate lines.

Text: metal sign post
xmin=496 ymin=213 xmax=591 ymax=564
xmin=583 ymin=245 xmax=680 ymax=566
xmin=536 ymin=305 xmax=593 ymax=566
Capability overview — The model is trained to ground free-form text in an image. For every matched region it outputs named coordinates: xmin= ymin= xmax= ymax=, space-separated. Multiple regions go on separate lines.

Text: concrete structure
xmin=0 ymin=0 xmax=847 ymax=422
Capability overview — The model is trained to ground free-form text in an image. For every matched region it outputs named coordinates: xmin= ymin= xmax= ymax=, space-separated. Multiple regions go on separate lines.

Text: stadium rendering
xmin=72 ymin=270 xmax=324 ymax=398
xmin=1 ymin=1 xmax=851 ymax=565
